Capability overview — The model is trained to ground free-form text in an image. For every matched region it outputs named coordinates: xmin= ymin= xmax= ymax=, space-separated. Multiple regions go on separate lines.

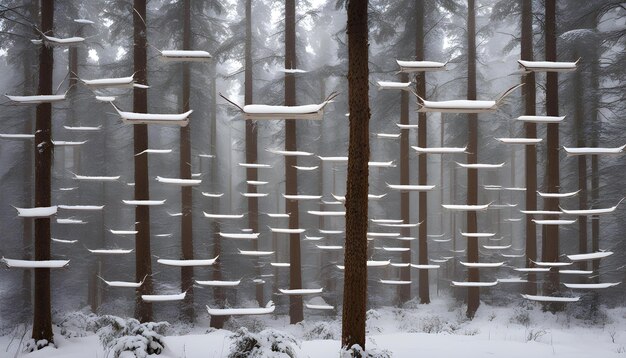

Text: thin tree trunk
xmin=573 ymin=51 xmax=588 ymax=276
xmin=179 ymin=0 xmax=195 ymax=322
xmin=398 ymin=72 xmax=411 ymax=304
xmin=542 ymin=0 xmax=561 ymax=310
xmin=466 ymin=0 xmax=480 ymax=319
xmin=416 ymin=0 xmax=430 ymax=304
xmin=244 ymin=0 xmax=263 ymax=307
xmin=589 ymin=17 xmax=600 ymax=286
xmin=133 ymin=0 xmax=153 ymax=322
xmin=341 ymin=0 xmax=370 ymax=349
xmin=32 ymin=0 xmax=54 ymax=344
xmin=285 ymin=0 xmax=303 ymax=324
xmin=521 ymin=0 xmax=538 ymax=296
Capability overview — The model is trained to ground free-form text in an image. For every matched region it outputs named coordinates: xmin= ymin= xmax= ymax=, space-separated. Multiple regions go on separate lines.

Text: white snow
xmin=367 ymin=232 xmax=400 ymax=238
xmin=99 ymin=277 xmax=143 ymax=288
xmin=113 ymin=105 xmax=192 ymax=125
xmin=81 ymin=76 xmax=134 ymax=88
xmin=562 ymin=282 xmax=620 ymax=289
xmin=87 ymin=248 xmax=133 ymax=255
xmin=307 ymin=210 xmax=345 ymax=216
xmin=58 ymin=205 xmax=104 ymax=210
xmin=368 ymin=161 xmax=396 ymax=167
xmin=122 ymin=199 xmax=166 ymax=206
xmin=219 ymin=232 xmax=259 ymax=239
xmin=5 ymin=93 xmax=66 ymax=103
xmin=158 ymin=257 xmax=218 ymax=266
xmin=459 ymin=262 xmax=505 ymax=268
xmin=239 ymin=162 xmax=272 ymax=168
xmin=316 ymin=245 xmax=343 ymax=250
xmin=14 ymin=206 xmax=57 ymax=217
xmin=195 ymin=279 xmax=241 ymax=286
xmin=376 ymin=81 xmax=412 ymax=90
xmin=396 ymin=123 xmax=419 ymax=129
xmin=537 ymin=190 xmax=580 ymax=198
xmin=95 ymin=96 xmax=115 ymax=102
xmin=532 ymin=219 xmax=576 ymax=225
xmin=238 ymin=249 xmax=274 ymax=256
xmin=42 ymin=34 xmax=84 ymax=45
xmin=52 ymin=140 xmax=87 ymax=146
xmin=109 ymin=229 xmax=137 ymax=235
xmin=396 ymin=59 xmax=447 ymax=72
xmin=563 ymin=144 xmax=625 ymax=155
xmin=386 ymin=183 xmax=435 ymax=191
xmin=267 ymin=213 xmax=290 ymax=218
xmin=317 ymin=156 xmax=348 ymax=162
xmin=566 ymin=251 xmax=613 ymax=261
xmin=460 ymin=232 xmax=495 ymax=238
xmin=136 ymin=149 xmax=173 ymax=155
xmin=283 ymin=194 xmax=322 ymax=200
xmin=73 ymin=173 xmax=120 ymax=181
xmin=412 ymin=146 xmax=466 ymax=154
xmin=382 ymin=247 xmax=410 ymax=252
xmin=304 ymin=236 xmax=323 ymax=241
xmin=518 ymin=59 xmax=578 ymax=72
xmin=1 ymin=257 xmax=69 ymax=268
xmin=376 ymin=133 xmax=401 ymax=138
xmin=496 ymin=137 xmax=542 ymax=144
xmin=266 ymin=149 xmax=314 ymax=156
xmin=279 ymin=288 xmax=323 ymax=295
xmin=521 ymin=294 xmax=579 ymax=302
xmin=411 ymin=264 xmax=440 ymax=269
xmin=516 ymin=115 xmax=565 ymax=123
xmin=161 ymin=50 xmax=212 ymax=62
xmin=155 ymin=176 xmax=201 ymax=186
xmin=201 ymin=192 xmax=224 ymax=197
xmin=142 ymin=292 xmax=187 ymax=302
xmin=269 ymin=227 xmax=306 ymax=234
xmin=319 ymin=229 xmax=343 ymax=234
xmin=457 ymin=162 xmax=505 ymax=169
xmin=294 ymin=165 xmax=319 ymax=170
xmin=451 ymin=281 xmax=498 ymax=287
xmin=0 ymin=133 xmax=34 ymax=139
xmin=270 ymin=263 xmax=290 ymax=267
xmin=379 ymin=279 xmax=412 ymax=285
xmin=442 ymin=203 xmax=490 ymax=211
xmin=377 ymin=222 xmax=420 ymax=227
xmin=203 ymin=212 xmax=244 ymax=219
xmin=63 ymin=125 xmax=102 ymax=131
xmin=247 ymin=180 xmax=268 ymax=185
xmin=52 ymin=238 xmax=77 ymax=244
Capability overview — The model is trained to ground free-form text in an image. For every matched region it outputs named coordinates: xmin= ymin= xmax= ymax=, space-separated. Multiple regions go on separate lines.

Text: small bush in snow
xmin=228 ymin=327 xmax=302 ymax=358
xmin=224 ymin=315 xmax=266 ymax=333
xmin=96 ymin=316 xmax=168 ymax=358
xmin=302 ymin=321 xmax=340 ymax=340
xmin=340 ymin=344 xmax=392 ymax=358
xmin=510 ymin=307 xmax=531 ymax=327
xmin=525 ymin=328 xmax=547 ymax=342
xmin=421 ymin=315 xmax=444 ymax=334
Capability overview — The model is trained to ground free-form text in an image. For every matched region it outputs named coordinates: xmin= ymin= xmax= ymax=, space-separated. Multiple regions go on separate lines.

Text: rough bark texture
xmin=133 ymin=0 xmax=153 ymax=322
xmin=285 ymin=0 xmax=303 ymax=324
xmin=180 ymin=0 xmax=195 ymax=322
xmin=341 ymin=0 xmax=370 ymax=349
xmin=589 ymin=16 xmax=600 ymax=286
xmin=542 ymin=0 xmax=561 ymax=310
xmin=521 ymin=0 xmax=538 ymax=295
xmin=466 ymin=0 xmax=480 ymax=319
xmin=416 ymin=0 xmax=430 ymax=304
xmin=398 ymin=72 xmax=411 ymax=304
xmin=32 ymin=0 xmax=54 ymax=343
xmin=244 ymin=0 xmax=264 ymax=307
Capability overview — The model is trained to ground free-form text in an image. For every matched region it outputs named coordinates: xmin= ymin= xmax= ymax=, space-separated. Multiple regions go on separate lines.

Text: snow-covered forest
xmin=0 ymin=0 xmax=625 ymax=357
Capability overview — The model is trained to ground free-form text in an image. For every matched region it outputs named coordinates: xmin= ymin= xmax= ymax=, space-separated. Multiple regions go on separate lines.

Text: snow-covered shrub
xmin=510 ymin=307 xmax=531 ymax=327
xmin=421 ymin=315 xmax=444 ymax=334
xmin=525 ymin=328 xmax=547 ymax=342
xmin=302 ymin=321 xmax=340 ymax=340
xmin=564 ymin=297 xmax=610 ymax=326
xmin=224 ymin=315 xmax=266 ymax=333
xmin=340 ymin=344 xmax=392 ymax=358
xmin=365 ymin=309 xmax=382 ymax=334
xmin=228 ymin=327 xmax=302 ymax=358
xmin=96 ymin=316 xmax=168 ymax=358
xmin=56 ymin=309 xmax=101 ymax=338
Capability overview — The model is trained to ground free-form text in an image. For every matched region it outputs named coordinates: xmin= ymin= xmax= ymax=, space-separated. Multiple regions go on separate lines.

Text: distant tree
xmin=341 ymin=0 xmax=370 ymax=351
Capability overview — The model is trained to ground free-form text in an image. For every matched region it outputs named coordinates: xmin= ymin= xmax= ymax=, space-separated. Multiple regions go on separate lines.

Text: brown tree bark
xmin=521 ymin=0 xmax=538 ymax=295
xmin=341 ymin=0 xmax=370 ymax=350
xmin=285 ymin=0 xmax=303 ymax=324
xmin=32 ymin=0 xmax=54 ymax=344
xmin=133 ymin=0 xmax=154 ymax=322
xmin=416 ymin=0 xmax=430 ymax=304
xmin=398 ymin=72 xmax=411 ymax=304
xmin=466 ymin=0 xmax=480 ymax=319
xmin=179 ymin=0 xmax=195 ymax=322
xmin=244 ymin=0 xmax=264 ymax=307
xmin=542 ymin=0 xmax=561 ymax=310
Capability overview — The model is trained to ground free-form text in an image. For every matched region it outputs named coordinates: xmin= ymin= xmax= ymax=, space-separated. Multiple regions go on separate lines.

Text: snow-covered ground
xmin=2 ymin=297 xmax=626 ymax=357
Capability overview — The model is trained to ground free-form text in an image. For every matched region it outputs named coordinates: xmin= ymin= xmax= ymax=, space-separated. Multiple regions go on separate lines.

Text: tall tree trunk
xmin=244 ymin=0 xmax=264 ymax=307
xmin=133 ymin=0 xmax=153 ymax=322
xmin=285 ymin=0 xmax=303 ymax=324
xmin=521 ymin=0 xmax=538 ymax=295
xmin=542 ymin=0 xmax=561 ymax=310
xmin=32 ymin=0 xmax=54 ymax=344
xmin=416 ymin=0 xmax=430 ymax=304
xmin=466 ymin=0 xmax=480 ymax=319
xmin=341 ymin=0 xmax=370 ymax=350
xmin=208 ymin=61 xmax=226 ymax=328
xmin=573 ymin=50 xmax=588 ymax=276
xmin=588 ymin=15 xmax=601 ymax=287
xmin=398 ymin=72 xmax=411 ymax=304
xmin=179 ymin=0 xmax=195 ymax=322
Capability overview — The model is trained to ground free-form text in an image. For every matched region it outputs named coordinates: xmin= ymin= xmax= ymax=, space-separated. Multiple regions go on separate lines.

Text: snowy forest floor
xmin=2 ymin=296 xmax=626 ymax=357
